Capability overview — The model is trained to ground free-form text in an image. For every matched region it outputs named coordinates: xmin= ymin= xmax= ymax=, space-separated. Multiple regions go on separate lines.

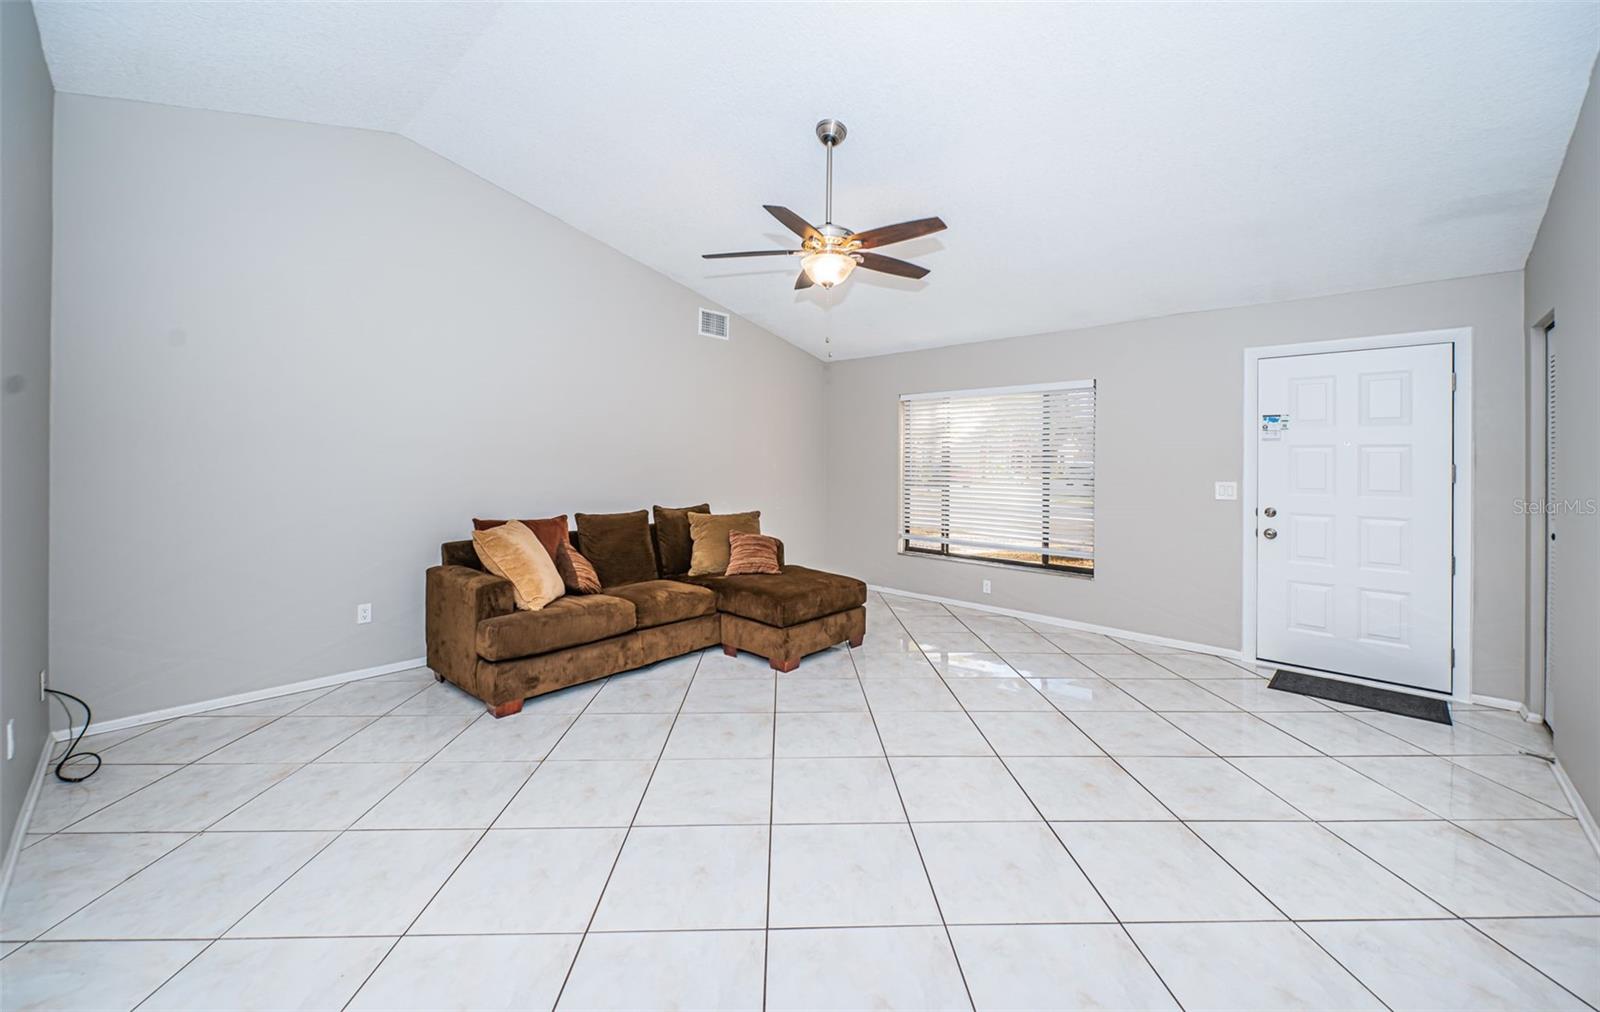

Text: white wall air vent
xmin=698 ymin=308 xmax=730 ymax=340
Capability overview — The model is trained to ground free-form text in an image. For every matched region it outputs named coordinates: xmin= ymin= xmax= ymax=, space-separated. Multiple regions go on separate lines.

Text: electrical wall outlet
xmin=6 ymin=719 xmax=14 ymax=761
xmin=981 ymin=579 xmax=992 ymax=595
xmin=356 ymin=603 xmax=373 ymax=625
xmin=1214 ymin=481 xmax=1238 ymax=501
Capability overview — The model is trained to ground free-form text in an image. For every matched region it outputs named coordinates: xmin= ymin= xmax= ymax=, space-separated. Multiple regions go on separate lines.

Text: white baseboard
xmin=1552 ymin=759 xmax=1600 ymax=861
xmin=50 ymin=656 xmax=429 ymax=743
xmin=1468 ymin=694 xmax=1526 ymax=713
xmin=868 ymin=584 xmax=1244 ymax=661
xmin=1 ymin=738 xmax=55 ymax=908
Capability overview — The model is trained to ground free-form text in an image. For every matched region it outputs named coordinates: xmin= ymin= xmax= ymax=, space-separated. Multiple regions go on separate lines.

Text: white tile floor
xmin=3 ymin=592 xmax=1597 ymax=1011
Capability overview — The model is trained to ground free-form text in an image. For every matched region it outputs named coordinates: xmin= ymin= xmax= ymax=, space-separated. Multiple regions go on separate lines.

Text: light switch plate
xmin=1215 ymin=481 xmax=1238 ymax=501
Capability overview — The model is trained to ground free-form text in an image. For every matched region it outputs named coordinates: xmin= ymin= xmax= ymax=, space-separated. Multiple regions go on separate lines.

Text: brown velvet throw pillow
xmin=724 ymin=531 xmax=782 ymax=575
xmin=555 ymin=542 xmax=602 ymax=594
xmin=473 ymin=515 xmax=570 ymax=562
xmin=652 ymin=503 xmax=711 ymax=576
xmin=574 ymin=509 xmax=658 ymax=587
xmin=686 ymin=510 xmax=761 ymax=576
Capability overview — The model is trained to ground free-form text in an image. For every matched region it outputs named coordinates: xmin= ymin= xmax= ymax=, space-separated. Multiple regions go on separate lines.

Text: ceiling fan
xmin=703 ymin=119 xmax=947 ymax=290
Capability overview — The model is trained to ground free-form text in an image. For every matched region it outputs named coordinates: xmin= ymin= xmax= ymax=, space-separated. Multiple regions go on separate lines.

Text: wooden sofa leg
xmin=433 ymin=670 xmax=446 ymax=682
xmin=488 ymin=699 xmax=524 ymax=718
xmin=722 ymin=644 xmax=739 ymax=657
xmin=770 ymin=656 xmax=801 ymax=673
xmin=848 ymin=634 xmax=864 ymax=648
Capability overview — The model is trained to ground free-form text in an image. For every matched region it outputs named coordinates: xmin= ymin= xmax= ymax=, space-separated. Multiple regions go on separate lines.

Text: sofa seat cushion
xmin=476 ymin=594 xmax=635 ymax=661
xmin=682 ymin=566 xmax=867 ymax=627
xmin=603 ymin=580 xmax=717 ymax=629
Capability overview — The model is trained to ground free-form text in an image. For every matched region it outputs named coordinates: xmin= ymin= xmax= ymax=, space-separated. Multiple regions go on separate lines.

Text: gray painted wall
xmin=822 ymin=272 xmax=1529 ymax=702
xmin=1525 ymin=55 xmax=1599 ymax=813
xmin=50 ymin=95 xmax=829 ymax=724
xmin=1 ymin=0 xmax=53 ymax=857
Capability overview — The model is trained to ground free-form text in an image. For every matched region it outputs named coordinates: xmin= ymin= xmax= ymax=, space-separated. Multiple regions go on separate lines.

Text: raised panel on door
xmin=1256 ymin=343 xmax=1453 ymax=692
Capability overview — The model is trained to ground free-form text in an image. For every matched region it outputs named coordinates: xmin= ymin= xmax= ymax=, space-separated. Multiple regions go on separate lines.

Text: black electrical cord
xmin=45 ymin=689 xmax=102 ymax=783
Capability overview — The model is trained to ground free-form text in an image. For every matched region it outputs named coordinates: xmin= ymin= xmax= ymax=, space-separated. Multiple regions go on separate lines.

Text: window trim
xmin=896 ymin=379 xmax=1096 ymax=578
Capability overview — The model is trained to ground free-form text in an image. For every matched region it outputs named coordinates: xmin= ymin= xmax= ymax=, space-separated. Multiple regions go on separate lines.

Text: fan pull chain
xmin=825 ymin=285 xmax=834 ymax=359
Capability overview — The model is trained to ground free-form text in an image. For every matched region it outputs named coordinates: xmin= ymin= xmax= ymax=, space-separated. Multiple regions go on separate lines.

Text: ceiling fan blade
xmin=765 ymin=205 xmax=823 ymax=244
xmin=702 ymin=250 xmax=800 ymax=259
xmin=850 ymin=216 xmax=947 ymax=250
xmin=795 ymin=269 xmax=815 ymax=290
xmin=856 ymin=251 xmax=930 ymax=280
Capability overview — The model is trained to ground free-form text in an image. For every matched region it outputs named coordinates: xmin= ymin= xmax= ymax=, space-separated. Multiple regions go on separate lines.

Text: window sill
xmin=896 ymin=550 xmax=1094 ymax=581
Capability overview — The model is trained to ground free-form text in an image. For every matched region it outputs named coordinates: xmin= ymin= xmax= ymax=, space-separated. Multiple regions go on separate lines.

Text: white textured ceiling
xmin=34 ymin=1 xmax=1600 ymax=360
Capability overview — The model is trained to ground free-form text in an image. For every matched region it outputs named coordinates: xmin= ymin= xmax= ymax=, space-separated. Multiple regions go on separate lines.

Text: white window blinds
xmin=899 ymin=380 xmax=1095 ymax=573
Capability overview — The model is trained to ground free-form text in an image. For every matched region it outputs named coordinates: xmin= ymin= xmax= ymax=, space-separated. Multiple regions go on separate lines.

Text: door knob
xmin=1263 ymin=528 xmax=1278 ymax=540
xmin=1263 ymin=507 xmax=1277 ymax=518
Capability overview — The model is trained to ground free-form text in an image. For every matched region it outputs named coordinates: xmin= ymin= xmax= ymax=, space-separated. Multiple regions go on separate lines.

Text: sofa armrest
xmin=774 ymin=538 xmax=785 ymax=568
xmin=426 ymin=564 xmax=515 ymax=690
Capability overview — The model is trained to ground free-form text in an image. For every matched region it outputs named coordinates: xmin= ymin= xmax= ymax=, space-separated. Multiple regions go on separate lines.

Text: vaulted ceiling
xmin=33 ymin=1 xmax=1600 ymax=359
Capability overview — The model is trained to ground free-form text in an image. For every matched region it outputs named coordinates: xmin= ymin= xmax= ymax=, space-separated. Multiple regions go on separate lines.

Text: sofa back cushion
xmin=574 ymin=509 xmax=659 ymax=587
xmin=651 ymin=503 xmax=711 ymax=576
xmin=473 ymin=515 xmax=570 ymax=561
xmin=442 ymin=539 xmax=481 ymax=569
xmin=471 ymin=521 xmax=565 ymax=611
xmin=686 ymin=510 xmax=762 ymax=576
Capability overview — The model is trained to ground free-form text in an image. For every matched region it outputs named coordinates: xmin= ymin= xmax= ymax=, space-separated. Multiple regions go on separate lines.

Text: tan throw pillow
xmin=555 ymin=542 xmax=602 ymax=594
xmin=687 ymin=510 xmax=761 ymax=576
xmin=472 ymin=520 xmax=565 ymax=610
xmin=724 ymin=531 xmax=782 ymax=575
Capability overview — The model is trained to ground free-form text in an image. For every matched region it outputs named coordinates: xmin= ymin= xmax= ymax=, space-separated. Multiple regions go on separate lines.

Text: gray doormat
xmin=1268 ymin=669 xmax=1452 ymax=724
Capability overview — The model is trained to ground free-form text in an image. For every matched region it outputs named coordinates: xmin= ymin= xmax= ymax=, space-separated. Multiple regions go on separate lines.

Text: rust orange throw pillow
xmin=473 ymin=515 xmax=570 ymax=562
xmin=555 ymin=542 xmax=602 ymax=594
xmin=724 ymin=531 xmax=782 ymax=575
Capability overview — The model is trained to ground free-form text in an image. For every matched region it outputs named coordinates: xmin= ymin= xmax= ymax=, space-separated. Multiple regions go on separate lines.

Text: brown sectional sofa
xmin=426 ymin=525 xmax=866 ymax=716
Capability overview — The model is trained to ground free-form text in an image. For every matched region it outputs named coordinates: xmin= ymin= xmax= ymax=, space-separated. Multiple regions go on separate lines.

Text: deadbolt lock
xmin=1263 ymin=507 xmax=1277 ymax=518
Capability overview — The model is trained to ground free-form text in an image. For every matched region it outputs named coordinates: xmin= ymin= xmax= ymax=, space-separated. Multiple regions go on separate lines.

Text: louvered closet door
xmin=1545 ymin=325 xmax=1560 ymax=730
xmin=1256 ymin=344 xmax=1454 ymax=692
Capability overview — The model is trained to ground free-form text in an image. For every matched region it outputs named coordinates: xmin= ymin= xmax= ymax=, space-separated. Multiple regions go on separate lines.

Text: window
xmin=899 ymin=381 xmax=1095 ymax=575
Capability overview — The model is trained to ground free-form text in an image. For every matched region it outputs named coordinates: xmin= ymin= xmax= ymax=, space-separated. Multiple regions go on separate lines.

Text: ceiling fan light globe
xmin=801 ymin=251 xmax=857 ymax=289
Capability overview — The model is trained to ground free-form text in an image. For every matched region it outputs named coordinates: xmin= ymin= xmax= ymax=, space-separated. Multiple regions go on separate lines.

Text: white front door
xmin=1256 ymin=343 xmax=1454 ymax=692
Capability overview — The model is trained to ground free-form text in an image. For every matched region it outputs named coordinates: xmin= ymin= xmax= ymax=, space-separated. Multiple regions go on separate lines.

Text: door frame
xmin=1240 ymin=327 xmax=1474 ymax=703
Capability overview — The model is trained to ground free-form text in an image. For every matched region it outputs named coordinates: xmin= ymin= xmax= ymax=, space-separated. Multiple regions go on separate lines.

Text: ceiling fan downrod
xmin=816 ymin=118 xmax=846 ymax=227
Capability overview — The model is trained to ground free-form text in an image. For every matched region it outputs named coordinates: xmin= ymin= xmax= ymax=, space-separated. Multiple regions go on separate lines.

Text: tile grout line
xmin=547 ymin=648 xmax=706 ymax=1011
xmin=845 ymin=634 xmax=979 ymax=1012
xmin=905 ymin=596 xmax=1427 ymax=1011
xmin=12 ymin=688 xmax=415 ymax=945
xmin=929 ymin=601 xmax=1189 ymax=1012
xmin=122 ymin=676 xmax=482 ymax=1010
xmin=332 ymin=694 xmax=582 ymax=1012
xmin=1009 ymin=609 xmax=1583 ymax=1008
xmin=762 ymin=652 xmax=778 ymax=1012
xmin=929 ymin=598 xmax=1402 ymax=1012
